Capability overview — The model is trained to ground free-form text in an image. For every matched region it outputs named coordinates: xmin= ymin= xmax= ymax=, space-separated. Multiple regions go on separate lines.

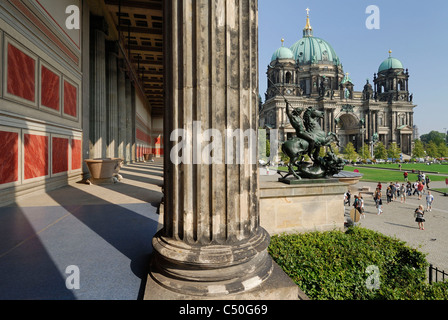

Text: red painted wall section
xmin=0 ymin=131 xmax=19 ymax=185
xmin=71 ymin=139 xmax=82 ymax=170
xmin=63 ymin=80 xmax=77 ymax=117
xmin=24 ymin=134 xmax=48 ymax=180
xmin=41 ymin=65 xmax=60 ymax=111
xmin=52 ymin=137 xmax=69 ymax=174
xmin=7 ymin=43 xmax=36 ymax=102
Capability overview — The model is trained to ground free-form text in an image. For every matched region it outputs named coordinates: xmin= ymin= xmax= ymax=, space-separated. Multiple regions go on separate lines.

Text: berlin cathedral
xmin=260 ymin=10 xmax=416 ymax=156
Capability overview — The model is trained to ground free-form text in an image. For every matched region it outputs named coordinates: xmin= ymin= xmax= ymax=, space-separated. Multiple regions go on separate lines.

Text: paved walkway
xmin=0 ymin=160 xmax=163 ymax=300
xmin=345 ymin=180 xmax=448 ymax=273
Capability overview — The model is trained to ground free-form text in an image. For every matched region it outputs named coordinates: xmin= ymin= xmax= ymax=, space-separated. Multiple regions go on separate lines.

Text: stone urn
xmin=85 ymin=158 xmax=124 ymax=184
xmin=143 ymin=153 xmax=154 ymax=162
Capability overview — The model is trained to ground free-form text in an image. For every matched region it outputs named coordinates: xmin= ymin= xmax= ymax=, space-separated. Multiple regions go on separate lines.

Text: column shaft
xmin=89 ymin=18 xmax=107 ymax=159
xmin=106 ymin=41 xmax=119 ymax=158
xmin=152 ymin=0 xmax=272 ymax=297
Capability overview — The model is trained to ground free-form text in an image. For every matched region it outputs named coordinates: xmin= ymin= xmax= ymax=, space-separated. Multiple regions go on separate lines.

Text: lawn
xmin=276 ymin=164 xmax=447 ymax=183
xmin=361 ymin=163 xmax=448 ymax=174
xmin=345 ymin=166 xmax=447 ymax=183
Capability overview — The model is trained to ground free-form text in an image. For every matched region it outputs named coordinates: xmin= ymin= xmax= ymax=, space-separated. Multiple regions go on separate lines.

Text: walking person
xmin=400 ymin=183 xmax=406 ymax=203
xmin=417 ymin=181 xmax=424 ymax=200
xmin=344 ymin=189 xmax=351 ymax=206
xmin=425 ymin=176 xmax=431 ymax=189
xmin=406 ymin=181 xmax=412 ymax=196
xmin=414 ymin=205 xmax=425 ymax=230
xmin=426 ymin=191 xmax=434 ymax=212
xmin=374 ymin=188 xmax=383 ymax=215
xmin=412 ymin=180 xmax=419 ymax=196
xmin=358 ymin=193 xmax=366 ymax=219
xmin=403 ymin=171 xmax=408 ymax=182
xmin=386 ymin=186 xmax=393 ymax=204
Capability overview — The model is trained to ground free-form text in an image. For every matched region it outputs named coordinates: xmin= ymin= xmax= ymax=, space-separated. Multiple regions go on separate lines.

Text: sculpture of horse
xmin=281 ymin=106 xmax=340 ymax=179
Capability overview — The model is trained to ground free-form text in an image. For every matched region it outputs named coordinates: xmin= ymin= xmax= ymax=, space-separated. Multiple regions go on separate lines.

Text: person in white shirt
xmin=426 ymin=191 xmax=434 ymax=212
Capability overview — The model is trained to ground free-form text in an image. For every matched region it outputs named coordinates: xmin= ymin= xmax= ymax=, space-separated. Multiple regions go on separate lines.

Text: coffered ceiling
xmin=104 ymin=0 xmax=164 ymax=117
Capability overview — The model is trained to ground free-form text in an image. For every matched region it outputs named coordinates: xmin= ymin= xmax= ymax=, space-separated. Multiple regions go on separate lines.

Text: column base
xmin=143 ymin=259 xmax=307 ymax=300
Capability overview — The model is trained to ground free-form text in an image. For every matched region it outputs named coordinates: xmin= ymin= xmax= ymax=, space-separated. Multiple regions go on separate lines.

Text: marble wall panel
xmin=40 ymin=64 xmax=60 ymax=111
xmin=0 ymin=130 xmax=19 ymax=185
xmin=23 ymin=133 xmax=48 ymax=180
xmin=6 ymin=43 xmax=36 ymax=103
xmin=71 ymin=138 xmax=82 ymax=170
xmin=63 ymin=79 xmax=77 ymax=118
xmin=52 ymin=137 xmax=69 ymax=174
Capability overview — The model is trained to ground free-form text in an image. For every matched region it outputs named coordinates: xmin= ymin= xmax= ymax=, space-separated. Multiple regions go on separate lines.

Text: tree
xmin=359 ymin=144 xmax=371 ymax=160
xmin=387 ymin=142 xmax=401 ymax=160
xmin=420 ymin=131 xmax=446 ymax=146
xmin=374 ymin=142 xmax=387 ymax=160
xmin=343 ymin=142 xmax=358 ymax=162
xmin=438 ymin=142 xmax=448 ymax=158
xmin=412 ymin=140 xmax=425 ymax=158
xmin=425 ymin=141 xmax=439 ymax=158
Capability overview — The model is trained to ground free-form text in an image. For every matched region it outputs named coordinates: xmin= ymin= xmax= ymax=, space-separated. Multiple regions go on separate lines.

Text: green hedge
xmin=268 ymin=227 xmax=448 ymax=300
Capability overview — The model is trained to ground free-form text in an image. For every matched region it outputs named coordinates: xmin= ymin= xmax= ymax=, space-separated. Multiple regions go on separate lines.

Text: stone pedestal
xmin=145 ymin=0 xmax=297 ymax=300
xmin=260 ymin=177 xmax=348 ymax=235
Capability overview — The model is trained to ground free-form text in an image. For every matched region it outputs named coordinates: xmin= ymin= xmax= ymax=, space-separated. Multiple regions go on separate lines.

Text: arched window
xmin=285 ymin=72 xmax=291 ymax=84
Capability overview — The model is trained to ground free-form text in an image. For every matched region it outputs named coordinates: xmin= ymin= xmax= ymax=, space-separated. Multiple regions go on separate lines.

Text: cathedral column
xmin=149 ymin=0 xmax=273 ymax=297
xmin=89 ymin=16 xmax=108 ymax=159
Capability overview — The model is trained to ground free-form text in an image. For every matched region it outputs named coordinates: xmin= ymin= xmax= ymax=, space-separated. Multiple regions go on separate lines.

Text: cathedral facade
xmin=260 ymin=11 xmax=416 ymax=156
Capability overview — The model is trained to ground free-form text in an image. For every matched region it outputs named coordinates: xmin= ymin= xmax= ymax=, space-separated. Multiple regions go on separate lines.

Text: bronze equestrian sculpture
xmin=269 ymin=78 xmax=344 ymax=180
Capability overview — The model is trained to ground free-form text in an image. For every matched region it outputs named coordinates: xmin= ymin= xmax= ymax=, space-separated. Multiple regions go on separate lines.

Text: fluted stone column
xmin=150 ymin=0 xmax=273 ymax=297
xmin=89 ymin=16 xmax=108 ymax=159
xmin=125 ymin=78 xmax=132 ymax=163
xmin=117 ymin=61 xmax=126 ymax=160
xmin=106 ymin=41 xmax=119 ymax=158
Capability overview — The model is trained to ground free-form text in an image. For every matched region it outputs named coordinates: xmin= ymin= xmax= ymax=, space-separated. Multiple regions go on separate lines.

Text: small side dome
xmin=271 ymin=39 xmax=294 ymax=62
xmin=378 ymin=50 xmax=404 ymax=73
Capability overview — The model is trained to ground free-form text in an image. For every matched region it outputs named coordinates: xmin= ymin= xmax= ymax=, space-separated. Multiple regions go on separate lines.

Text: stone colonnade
xmin=89 ymin=15 xmax=135 ymax=163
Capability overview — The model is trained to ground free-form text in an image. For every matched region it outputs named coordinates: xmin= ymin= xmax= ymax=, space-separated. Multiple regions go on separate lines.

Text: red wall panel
xmin=7 ymin=43 xmax=36 ymax=102
xmin=63 ymin=80 xmax=77 ymax=117
xmin=71 ymin=139 xmax=82 ymax=170
xmin=41 ymin=65 xmax=60 ymax=111
xmin=24 ymin=134 xmax=48 ymax=180
xmin=0 ymin=131 xmax=19 ymax=184
xmin=52 ymin=137 xmax=69 ymax=174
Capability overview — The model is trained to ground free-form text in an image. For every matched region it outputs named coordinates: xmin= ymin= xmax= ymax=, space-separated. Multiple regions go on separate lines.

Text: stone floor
xmin=0 ymin=159 xmax=164 ymax=300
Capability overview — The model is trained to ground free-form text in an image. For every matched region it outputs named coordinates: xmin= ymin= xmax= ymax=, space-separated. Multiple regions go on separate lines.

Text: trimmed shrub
xmin=268 ymin=227 xmax=448 ymax=300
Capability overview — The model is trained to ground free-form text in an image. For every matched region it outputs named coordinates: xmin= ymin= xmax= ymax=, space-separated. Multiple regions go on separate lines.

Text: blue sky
xmin=258 ymin=0 xmax=448 ymax=136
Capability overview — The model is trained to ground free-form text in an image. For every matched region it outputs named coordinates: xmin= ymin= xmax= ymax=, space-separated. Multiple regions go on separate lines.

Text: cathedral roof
xmin=378 ymin=51 xmax=403 ymax=73
xmin=290 ymin=36 xmax=340 ymax=66
xmin=271 ymin=39 xmax=294 ymax=61
xmin=288 ymin=9 xmax=340 ymax=66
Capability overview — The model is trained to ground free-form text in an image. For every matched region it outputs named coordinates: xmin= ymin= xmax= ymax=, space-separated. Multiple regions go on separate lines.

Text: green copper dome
xmin=290 ymin=36 xmax=340 ymax=66
xmin=271 ymin=40 xmax=294 ymax=61
xmin=378 ymin=52 xmax=403 ymax=72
